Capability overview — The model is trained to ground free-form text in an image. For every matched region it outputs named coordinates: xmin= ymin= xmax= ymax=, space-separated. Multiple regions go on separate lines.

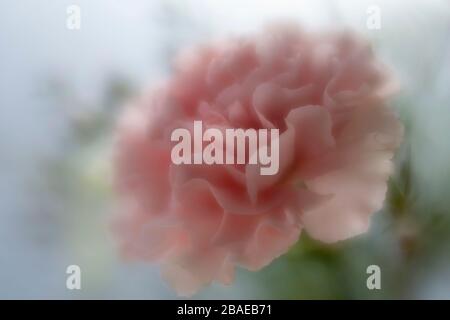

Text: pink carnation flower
xmin=114 ymin=25 xmax=403 ymax=296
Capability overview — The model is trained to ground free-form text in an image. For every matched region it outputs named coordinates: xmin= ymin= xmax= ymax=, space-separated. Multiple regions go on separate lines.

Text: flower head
xmin=114 ymin=24 xmax=403 ymax=296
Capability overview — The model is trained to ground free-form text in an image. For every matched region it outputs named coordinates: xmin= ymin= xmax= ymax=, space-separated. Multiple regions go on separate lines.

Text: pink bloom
xmin=114 ymin=24 xmax=403 ymax=296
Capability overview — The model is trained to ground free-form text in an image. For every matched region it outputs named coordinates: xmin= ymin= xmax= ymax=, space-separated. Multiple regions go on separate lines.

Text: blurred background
xmin=0 ymin=0 xmax=449 ymax=299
